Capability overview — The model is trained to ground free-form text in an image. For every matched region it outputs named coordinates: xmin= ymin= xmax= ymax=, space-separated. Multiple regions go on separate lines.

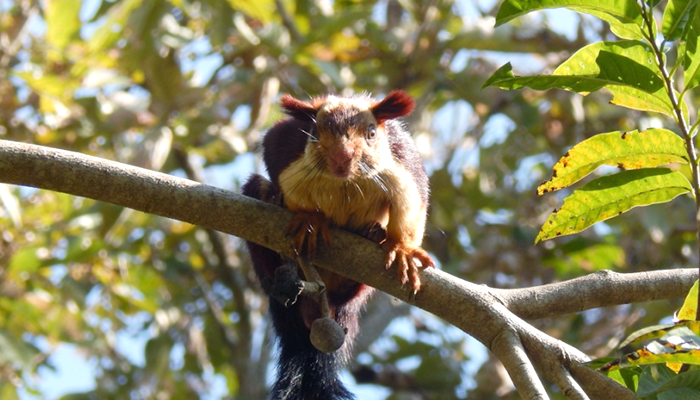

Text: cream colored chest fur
xmin=279 ymin=157 xmax=391 ymax=229
xmin=278 ymin=151 xmax=426 ymax=247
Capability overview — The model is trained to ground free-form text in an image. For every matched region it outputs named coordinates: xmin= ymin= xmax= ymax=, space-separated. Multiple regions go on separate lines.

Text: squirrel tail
xmin=269 ymin=299 xmax=355 ymax=400
xmin=242 ymin=174 xmax=373 ymax=399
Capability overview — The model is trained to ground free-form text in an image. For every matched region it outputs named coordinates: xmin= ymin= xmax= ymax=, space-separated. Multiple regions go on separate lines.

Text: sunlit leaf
xmin=546 ymin=239 xmax=625 ymax=276
xmin=225 ymin=0 xmax=275 ymax=22
xmin=663 ymin=0 xmax=698 ymax=41
xmin=0 ymin=384 xmax=20 ymax=400
xmin=8 ymin=246 xmax=43 ymax=277
xmin=536 ymin=169 xmax=692 ymax=242
xmin=606 ymin=86 xmax=676 ymax=116
xmin=683 ymin=7 xmax=700 ymax=91
xmin=678 ymin=280 xmax=700 ymax=321
xmin=12 ymin=72 xmax=77 ymax=101
xmin=484 ymin=42 xmax=673 ymax=115
xmin=570 ymin=7 xmax=645 ymax=39
xmin=599 ymin=365 xmax=642 ymax=392
xmin=538 ymin=129 xmax=688 ymax=194
xmin=495 ymin=0 xmax=645 ymax=32
xmin=87 ymin=0 xmax=142 ymax=54
xmin=45 ymin=0 xmax=81 ymax=51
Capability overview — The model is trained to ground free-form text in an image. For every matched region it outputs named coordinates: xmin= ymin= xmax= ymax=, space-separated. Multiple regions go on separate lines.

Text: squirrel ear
xmin=372 ymin=90 xmax=415 ymax=123
xmin=281 ymin=94 xmax=319 ymax=122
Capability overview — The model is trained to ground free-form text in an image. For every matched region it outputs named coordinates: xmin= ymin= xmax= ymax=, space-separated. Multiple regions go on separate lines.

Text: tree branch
xmin=1 ymin=139 xmax=694 ymax=400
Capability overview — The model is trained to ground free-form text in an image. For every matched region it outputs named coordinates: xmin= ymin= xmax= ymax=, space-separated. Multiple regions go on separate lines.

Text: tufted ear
xmin=371 ymin=90 xmax=415 ymax=123
xmin=280 ymin=94 xmax=320 ymax=122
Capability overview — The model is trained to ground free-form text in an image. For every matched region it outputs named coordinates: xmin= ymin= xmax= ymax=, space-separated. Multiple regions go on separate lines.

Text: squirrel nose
xmin=328 ymin=145 xmax=355 ymax=176
xmin=329 ymin=145 xmax=355 ymax=168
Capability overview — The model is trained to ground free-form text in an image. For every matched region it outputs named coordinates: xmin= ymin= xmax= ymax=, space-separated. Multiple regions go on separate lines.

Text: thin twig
xmin=640 ymin=2 xmax=700 ymax=320
xmin=275 ymin=0 xmax=301 ymax=42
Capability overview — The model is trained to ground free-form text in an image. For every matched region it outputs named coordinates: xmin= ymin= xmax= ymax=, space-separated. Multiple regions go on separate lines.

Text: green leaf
xmin=87 ymin=0 xmax=142 ymax=54
xmin=145 ymin=333 xmax=174 ymax=376
xmin=0 ymin=329 xmax=40 ymax=369
xmin=678 ymin=280 xmax=700 ymax=320
xmin=547 ymin=241 xmax=625 ymax=276
xmin=225 ymin=0 xmax=275 ymax=22
xmin=8 ymin=246 xmax=43 ymax=276
xmin=495 ymin=0 xmax=645 ymax=32
xmin=538 ymin=129 xmax=688 ymax=194
xmin=658 ymin=370 xmax=700 ymax=393
xmin=536 ymin=169 xmax=692 ymax=242
xmin=12 ymin=72 xmax=77 ymax=101
xmin=683 ymin=7 xmax=700 ymax=91
xmin=597 ymin=364 xmax=642 ymax=392
xmin=569 ymin=7 xmax=645 ymax=39
xmin=637 ymin=365 xmax=677 ymax=396
xmin=45 ymin=0 xmax=81 ymax=51
xmin=485 ymin=41 xmax=674 ymax=115
xmin=663 ymin=0 xmax=698 ymax=41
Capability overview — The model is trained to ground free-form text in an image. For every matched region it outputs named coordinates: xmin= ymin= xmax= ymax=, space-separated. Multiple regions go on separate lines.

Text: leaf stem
xmin=640 ymin=4 xmax=700 ymax=320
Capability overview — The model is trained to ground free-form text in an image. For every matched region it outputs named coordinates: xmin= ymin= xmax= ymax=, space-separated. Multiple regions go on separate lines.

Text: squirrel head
xmin=280 ymin=91 xmax=415 ymax=179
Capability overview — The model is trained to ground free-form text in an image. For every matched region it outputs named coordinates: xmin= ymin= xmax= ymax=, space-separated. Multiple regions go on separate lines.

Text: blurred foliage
xmin=0 ymin=0 xmax=695 ymax=398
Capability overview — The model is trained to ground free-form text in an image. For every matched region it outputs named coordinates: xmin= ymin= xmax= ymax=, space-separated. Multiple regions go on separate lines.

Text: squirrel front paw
xmin=287 ymin=211 xmax=332 ymax=257
xmin=383 ymin=241 xmax=435 ymax=293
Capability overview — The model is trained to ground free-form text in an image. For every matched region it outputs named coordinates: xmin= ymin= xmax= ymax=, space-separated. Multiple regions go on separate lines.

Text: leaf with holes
xmin=536 ymin=169 xmax=692 ymax=242
xmin=619 ymin=321 xmax=700 ymax=348
xmin=538 ymin=129 xmax=688 ymax=195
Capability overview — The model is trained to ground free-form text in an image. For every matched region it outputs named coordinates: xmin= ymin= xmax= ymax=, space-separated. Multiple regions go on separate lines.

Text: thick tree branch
xmin=1 ymin=139 xmax=694 ymax=400
xmin=495 ymin=269 xmax=697 ymax=320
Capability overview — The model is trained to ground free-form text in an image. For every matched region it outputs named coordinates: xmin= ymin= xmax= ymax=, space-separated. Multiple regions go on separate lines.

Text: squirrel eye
xmin=366 ymin=125 xmax=376 ymax=140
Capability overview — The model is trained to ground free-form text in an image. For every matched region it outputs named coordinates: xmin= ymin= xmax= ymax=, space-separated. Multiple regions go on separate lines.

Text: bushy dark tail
xmin=242 ymin=174 xmax=371 ymax=400
xmin=269 ymin=300 xmax=354 ymax=400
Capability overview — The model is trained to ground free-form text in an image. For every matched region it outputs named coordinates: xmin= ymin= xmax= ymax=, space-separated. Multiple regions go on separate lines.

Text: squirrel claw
xmin=383 ymin=243 xmax=434 ymax=293
xmin=287 ymin=211 xmax=332 ymax=257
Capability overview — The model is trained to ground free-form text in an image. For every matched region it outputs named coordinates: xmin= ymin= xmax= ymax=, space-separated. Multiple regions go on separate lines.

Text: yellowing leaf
xmin=678 ymin=280 xmax=700 ymax=321
xmin=538 ymin=129 xmax=688 ymax=195
xmin=536 ymin=169 xmax=692 ymax=242
xmin=620 ymin=321 xmax=700 ymax=348
xmin=602 ymin=349 xmax=700 ymax=371
xmin=602 ymin=325 xmax=700 ymax=371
